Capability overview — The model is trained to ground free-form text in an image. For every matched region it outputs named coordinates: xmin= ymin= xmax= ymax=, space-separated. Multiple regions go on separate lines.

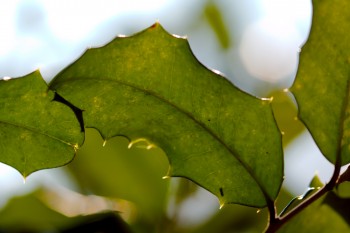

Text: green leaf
xmin=336 ymin=165 xmax=350 ymax=198
xmin=280 ymin=175 xmax=323 ymax=217
xmin=278 ymin=176 xmax=350 ymax=232
xmin=278 ymin=192 xmax=350 ymax=233
xmin=336 ymin=182 xmax=350 ymax=198
xmin=0 ymin=71 xmax=84 ymax=177
xmin=50 ymin=23 xmax=283 ymax=207
xmin=309 ymin=174 xmax=324 ymax=188
xmin=291 ymin=0 xmax=350 ymax=164
xmin=278 ymin=180 xmax=350 ymax=232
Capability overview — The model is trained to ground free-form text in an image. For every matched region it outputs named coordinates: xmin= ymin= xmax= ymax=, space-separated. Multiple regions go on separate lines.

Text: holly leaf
xmin=291 ymin=0 xmax=350 ymax=164
xmin=278 ymin=178 xmax=350 ymax=232
xmin=50 ymin=23 xmax=283 ymax=207
xmin=0 ymin=71 xmax=84 ymax=177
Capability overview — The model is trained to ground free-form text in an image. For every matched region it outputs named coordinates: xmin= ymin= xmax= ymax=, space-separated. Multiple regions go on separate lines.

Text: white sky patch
xmin=0 ymin=0 xmax=171 ymax=79
xmin=284 ymin=131 xmax=337 ymax=195
xmin=0 ymin=1 xmax=19 ymax=56
xmin=260 ymin=0 xmax=312 ymax=37
xmin=41 ymin=0 xmax=119 ymax=42
xmin=240 ymin=18 xmax=302 ymax=83
xmin=239 ymin=0 xmax=311 ymax=84
xmin=0 ymin=162 xmax=76 ymax=208
xmin=41 ymin=0 xmax=168 ymax=42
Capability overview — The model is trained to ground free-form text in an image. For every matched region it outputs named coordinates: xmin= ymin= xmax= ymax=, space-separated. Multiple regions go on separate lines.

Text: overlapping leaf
xmin=50 ymin=23 xmax=283 ymax=207
xmin=291 ymin=0 xmax=350 ymax=164
xmin=278 ymin=176 xmax=350 ymax=233
xmin=0 ymin=71 xmax=84 ymax=177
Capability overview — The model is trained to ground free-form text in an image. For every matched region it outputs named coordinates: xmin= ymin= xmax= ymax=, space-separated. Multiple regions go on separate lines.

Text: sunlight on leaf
xmin=50 ymin=23 xmax=283 ymax=207
xmin=291 ymin=0 xmax=350 ymax=165
xmin=278 ymin=179 xmax=350 ymax=233
xmin=0 ymin=71 xmax=84 ymax=177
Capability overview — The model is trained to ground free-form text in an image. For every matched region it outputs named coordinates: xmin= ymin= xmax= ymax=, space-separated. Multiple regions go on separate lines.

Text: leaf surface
xmin=0 ymin=71 xmax=84 ymax=176
xmin=278 ymin=177 xmax=350 ymax=233
xmin=291 ymin=0 xmax=350 ymax=164
xmin=50 ymin=23 xmax=283 ymax=207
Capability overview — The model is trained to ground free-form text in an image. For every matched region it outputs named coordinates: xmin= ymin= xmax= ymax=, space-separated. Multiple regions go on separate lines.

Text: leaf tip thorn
xmin=128 ymin=138 xmax=155 ymax=150
xmin=261 ymin=96 xmax=274 ymax=103
xmin=73 ymin=144 xmax=79 ymax=152
xmin=151 ymin=22 xmax=160 ymax=29
xmin=146 ymin=144 xmax=155 ymax=150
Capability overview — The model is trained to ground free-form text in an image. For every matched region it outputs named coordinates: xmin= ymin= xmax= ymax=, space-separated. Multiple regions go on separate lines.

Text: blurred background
xmin=0 ymin=0 xmax=338 ymax=232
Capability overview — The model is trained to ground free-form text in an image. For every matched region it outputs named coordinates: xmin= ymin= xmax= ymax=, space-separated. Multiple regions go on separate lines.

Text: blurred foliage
xmin=67 ymin=128 xmax=170 ymax=233
xmin=204 ymin=2 xmax=231 ymax=49
xmin=336 ymin=182 xmax=350 ymax=199
xmin=0 ymin=188 xmax=132 ymax=233
xmin=0 ymin=188 xmax=78 ymax=232
xmin=278 ymin=180 xmax=350 ymax=233
xmin=337 ymin=166 xmax=350 ymax=198
xmin=279 ymin=175 xmax=323 ymax=217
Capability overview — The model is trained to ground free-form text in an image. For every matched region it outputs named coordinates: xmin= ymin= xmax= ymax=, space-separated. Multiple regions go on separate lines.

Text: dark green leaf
xmin=280 ymin=175 xmax=323 ymax=216
xmin=0 ymin=71 xmax=84 ymax=177
xmin=291 ymin=0 xmax=350 ymax=164
xmin=278 ymin=176 xmax=350 ymax=232
xmin=336 ymin=165 xmax=350 ymax=198
xmin=336 ymin=182 xmax=350 ymax=198
xmin=50 ymin=23 xmax=283 ymax=207
xmin=278 ymin=192 xmax=350 ymax=233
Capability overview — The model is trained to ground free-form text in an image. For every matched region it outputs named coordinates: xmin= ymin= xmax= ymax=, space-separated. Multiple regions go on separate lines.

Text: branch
xmin=337 ymin=165 xmax=350 ymax=184
xmin=265 ymin=160 xmax=342 ymax=233
xmin=266 ymin=80 xmax=349 ymax=232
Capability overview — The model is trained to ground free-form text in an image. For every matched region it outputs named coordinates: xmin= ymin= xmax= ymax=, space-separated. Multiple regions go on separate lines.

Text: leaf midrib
xmin=51 ymin=77 xmax=272 ymax=202
xmin=0 ymin=119 xmax=76 ymax=147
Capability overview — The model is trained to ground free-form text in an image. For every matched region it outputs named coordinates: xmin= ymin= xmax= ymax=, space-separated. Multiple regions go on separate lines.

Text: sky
xmin=0 ymin=0 xmax=312 ymax=94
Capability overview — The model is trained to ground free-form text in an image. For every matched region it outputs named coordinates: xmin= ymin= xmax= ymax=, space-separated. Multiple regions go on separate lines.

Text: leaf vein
xmin=52 ymin=77 xmax=270 ymax=201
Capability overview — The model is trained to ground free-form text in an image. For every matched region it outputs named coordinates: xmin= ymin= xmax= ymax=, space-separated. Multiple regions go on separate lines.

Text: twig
xmin=265 ymin=160 xmax=342 ymax=233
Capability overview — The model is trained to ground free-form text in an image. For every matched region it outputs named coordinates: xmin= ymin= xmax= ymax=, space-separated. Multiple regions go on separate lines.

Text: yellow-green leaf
xmin=50 ymin=23 xmax=283 ymax=207
xmin=0 ymin=71 xmax=84 ymax=177
xmin=291 ymin=0 xmax=350 ymax=164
